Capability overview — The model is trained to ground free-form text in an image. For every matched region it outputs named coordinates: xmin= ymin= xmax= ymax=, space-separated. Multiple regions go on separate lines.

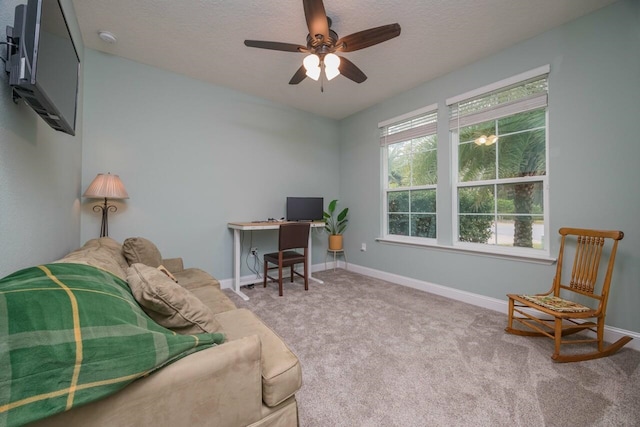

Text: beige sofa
xmin=28 ymin=237 xmax=301 ymax=427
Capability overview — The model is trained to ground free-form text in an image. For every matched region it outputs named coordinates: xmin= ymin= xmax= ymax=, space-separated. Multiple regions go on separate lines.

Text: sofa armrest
xmin=161 ymin=257 xmax=184 ymax=273
xmin=31 ymin=336 xmax=264 ymax=427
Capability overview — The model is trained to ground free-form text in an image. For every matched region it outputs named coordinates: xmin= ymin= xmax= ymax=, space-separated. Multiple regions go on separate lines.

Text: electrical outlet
xmin=361 ymin=243 xmax=367 ymax=252
xmin=250 ymin=247 xmax=258 ymax=257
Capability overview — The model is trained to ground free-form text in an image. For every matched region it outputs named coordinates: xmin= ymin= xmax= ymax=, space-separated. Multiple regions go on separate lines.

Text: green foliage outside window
xmin=458 ymin=187 xmax=493 ymax=243
xmin=387 ymin=134 xmax=437 ymax=238
xmin=457 ymin=108 xmax=546 ymax=247
xmin=388 ymin=189 xmax=436 ymax=238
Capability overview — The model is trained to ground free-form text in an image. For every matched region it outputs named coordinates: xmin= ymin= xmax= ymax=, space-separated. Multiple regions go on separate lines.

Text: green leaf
xmin=327 ymin=199 xmax=337 ymax=215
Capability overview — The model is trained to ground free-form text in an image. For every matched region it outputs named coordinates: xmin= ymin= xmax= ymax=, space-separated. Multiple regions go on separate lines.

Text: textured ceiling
xmin=71 ymin=0 xmax=615 ymax=120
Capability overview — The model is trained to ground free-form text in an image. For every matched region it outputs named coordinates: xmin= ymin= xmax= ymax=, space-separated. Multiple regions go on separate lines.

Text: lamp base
xmin=93 ymin=198 xmax=118 ymax=238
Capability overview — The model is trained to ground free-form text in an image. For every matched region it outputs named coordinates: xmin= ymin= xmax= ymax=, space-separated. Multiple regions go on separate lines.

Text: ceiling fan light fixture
xmin=306 ymin=66 xmax=321 ymax=81
xmin=325 ymin=66 xmax=340 ymax=81
xmin=303 ymin=54 xmax=319 ymax=70
xmin=303 ymin=54 xmax=321 ymax=80
xmin=244 ymin=1 xmax=401 ymax=87
xmin=324 ymin=53 xmax=341 ymax=80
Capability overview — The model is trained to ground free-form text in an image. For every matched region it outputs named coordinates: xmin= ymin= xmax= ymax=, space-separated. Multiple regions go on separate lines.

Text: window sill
xmin=376 ymin=236 xmax=556 ymax=265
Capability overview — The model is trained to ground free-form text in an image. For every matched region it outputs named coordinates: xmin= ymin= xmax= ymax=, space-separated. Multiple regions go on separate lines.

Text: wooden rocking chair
xmin=506 ymin=227 xmax=630 ymax=362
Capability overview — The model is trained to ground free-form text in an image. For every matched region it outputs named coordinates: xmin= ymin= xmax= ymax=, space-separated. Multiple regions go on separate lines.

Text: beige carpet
xmin=225 ymin=269 xmax=640 ymax=427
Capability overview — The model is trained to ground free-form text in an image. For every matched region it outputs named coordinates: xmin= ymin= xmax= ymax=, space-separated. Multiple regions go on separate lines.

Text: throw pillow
xmin=157 ymin=264 xmax=178 ymax=283
xmin=123 ymin=237 xmax=163 ymax=267
xmin=126 ymin=263 xmax=220 ymax=334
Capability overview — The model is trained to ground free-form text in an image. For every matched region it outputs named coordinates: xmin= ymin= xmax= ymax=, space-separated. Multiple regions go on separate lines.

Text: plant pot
xmin=328 ymin=234 xmax=343 ymax=251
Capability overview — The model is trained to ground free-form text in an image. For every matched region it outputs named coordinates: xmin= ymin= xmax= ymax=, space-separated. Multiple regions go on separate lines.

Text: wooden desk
xmin=227 ymin=221 xmax=325 ymax=300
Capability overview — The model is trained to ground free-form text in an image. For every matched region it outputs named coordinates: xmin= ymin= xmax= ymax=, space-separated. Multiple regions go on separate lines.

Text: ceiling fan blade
xmin=244 ymin=40 xmax=307 ymax=53
xmin=289 ymin=65 xmax=307 ymax=85
xmin=338 ymin=56 xmax=367 ymax=83
xmin=303 ymin=0 xmax=329 ymax=42
xmin=336 ymin=23 xmax=401 ymax=52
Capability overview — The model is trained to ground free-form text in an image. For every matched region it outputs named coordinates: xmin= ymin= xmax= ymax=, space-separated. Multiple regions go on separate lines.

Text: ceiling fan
xmin=244 ymin=0 xmax=401 ymax=88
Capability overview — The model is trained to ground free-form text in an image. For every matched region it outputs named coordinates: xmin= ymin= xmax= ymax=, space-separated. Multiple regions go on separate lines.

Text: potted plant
xmin=323 ymin=199 xmax=349 ymax=250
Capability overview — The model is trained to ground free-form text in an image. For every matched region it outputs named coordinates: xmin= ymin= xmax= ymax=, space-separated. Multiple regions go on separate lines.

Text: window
xmin=380 ymin=105 xmax=438 ymax=240
xmin=449 ymin=69 xmax=549 ymax=252
xmin=377 ymin=66 xmax=551 ymax=261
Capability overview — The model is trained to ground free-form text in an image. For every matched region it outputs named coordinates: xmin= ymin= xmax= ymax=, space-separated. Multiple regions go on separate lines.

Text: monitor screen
xmin=286 ymin=197 xmax=324 ymax=221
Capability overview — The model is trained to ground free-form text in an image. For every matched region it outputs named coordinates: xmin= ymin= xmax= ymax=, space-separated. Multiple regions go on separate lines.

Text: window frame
xmin=448 ymin=68 xmax=551 ymax=258
xmin=376 ymin=66 xmax=555 ymax=264
xmin=380 ymin=104 xmax=438 ymax=244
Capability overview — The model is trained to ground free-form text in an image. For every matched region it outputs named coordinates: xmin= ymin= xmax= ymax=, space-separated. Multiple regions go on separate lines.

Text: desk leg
xmin=308 ymin=231 xmax=324 ymax=284
xmin=233 ymin=229 xmax=250 ymax=301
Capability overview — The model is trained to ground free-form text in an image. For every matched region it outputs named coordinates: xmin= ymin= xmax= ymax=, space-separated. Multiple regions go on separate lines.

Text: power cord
xmin=242 ymin=231 xmax=263 ymax=281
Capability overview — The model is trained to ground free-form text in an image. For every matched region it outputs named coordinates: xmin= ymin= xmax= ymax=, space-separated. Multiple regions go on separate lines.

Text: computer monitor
xmin=286 ymin=197 xmax=324 ymax=221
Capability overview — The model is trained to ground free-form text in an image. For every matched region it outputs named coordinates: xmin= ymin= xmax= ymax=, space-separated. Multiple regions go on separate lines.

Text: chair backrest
xmin=554 ymin=227 xmax=624 ymax=310
xmin=278 ymin=223 xmax=311 ymax=251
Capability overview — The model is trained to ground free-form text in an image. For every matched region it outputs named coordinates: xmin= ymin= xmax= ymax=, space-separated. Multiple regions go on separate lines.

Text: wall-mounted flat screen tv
xmin=6 ymin=0 xmax=80 ymax=135
xmin=286 ymin=197 xmax=324 ymax=222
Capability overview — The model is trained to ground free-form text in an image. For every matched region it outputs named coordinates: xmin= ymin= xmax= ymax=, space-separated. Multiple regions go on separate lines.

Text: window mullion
xmin=457 ymin=176 xmax=545 ymax=188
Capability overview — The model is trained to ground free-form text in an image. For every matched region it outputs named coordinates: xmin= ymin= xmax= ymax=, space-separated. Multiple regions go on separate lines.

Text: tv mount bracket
xmin=4 ymin=25 xmax=22 ymax=104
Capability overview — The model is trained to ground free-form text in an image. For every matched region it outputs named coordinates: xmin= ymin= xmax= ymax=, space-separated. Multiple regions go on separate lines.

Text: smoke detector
xmin=98 ymin=31 xmax=117 ymax=44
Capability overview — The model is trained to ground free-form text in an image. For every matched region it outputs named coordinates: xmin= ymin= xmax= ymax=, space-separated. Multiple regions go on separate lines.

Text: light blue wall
xmin=81 ymin=50 xmax=340 ymax=278
xmin=2 ymin=0 xmax=637 ymax=334
xmin=338 ymin=0 xmax=640 ymax=332
xmin=0 ymin=0 xmax=84 ymax=278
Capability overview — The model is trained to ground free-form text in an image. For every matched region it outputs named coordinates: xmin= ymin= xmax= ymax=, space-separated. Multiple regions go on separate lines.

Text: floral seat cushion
xmin=519 ymin=294 xmax=591 ymax=313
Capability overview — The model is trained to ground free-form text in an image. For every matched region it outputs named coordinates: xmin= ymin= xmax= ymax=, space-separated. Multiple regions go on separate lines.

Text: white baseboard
xmin=220 ymin=261 xmax=639 ymax=352
xmin=344 ymin=262 xmax=640 ymax=352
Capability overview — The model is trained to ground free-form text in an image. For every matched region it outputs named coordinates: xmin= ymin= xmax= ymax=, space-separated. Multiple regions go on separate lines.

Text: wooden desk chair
xmin=506 ymin=227 xmax=629 ymax=362
xmin=263 ymin=223 xmax=311 ymax=296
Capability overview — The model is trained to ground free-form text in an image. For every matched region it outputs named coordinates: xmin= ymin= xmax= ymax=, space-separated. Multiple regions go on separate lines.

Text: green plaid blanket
xmin=0 ymin=263 xmax=225 ymax=427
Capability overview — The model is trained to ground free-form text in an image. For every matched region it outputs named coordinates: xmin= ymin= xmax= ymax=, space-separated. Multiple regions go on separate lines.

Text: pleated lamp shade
xmin=83 ymin=173 xmax=129 ymax=199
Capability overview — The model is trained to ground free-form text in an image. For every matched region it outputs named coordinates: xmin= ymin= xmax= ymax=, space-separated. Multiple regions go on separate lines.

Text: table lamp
xmin=83 ymin=173 xmax=129 ymax=237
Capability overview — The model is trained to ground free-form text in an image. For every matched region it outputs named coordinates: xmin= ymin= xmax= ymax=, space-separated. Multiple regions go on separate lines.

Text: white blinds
xmin=449 ymin=75 xmax=548 ymax=130
xmin=379 ymin=108 xmax=438 ymax=147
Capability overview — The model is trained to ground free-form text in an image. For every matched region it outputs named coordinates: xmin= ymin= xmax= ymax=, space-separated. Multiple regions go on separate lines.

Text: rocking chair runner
xmin=505 ymin=227 xmax=630 ymax=363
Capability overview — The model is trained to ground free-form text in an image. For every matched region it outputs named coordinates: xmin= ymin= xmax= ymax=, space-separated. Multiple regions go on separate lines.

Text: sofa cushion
xmin=54 ymin=237 xmax=129 ymax=280
xmin=172 ymin=268 xmax=237 ymax=314
xmin=174 ymin=268 xmax=221 ymax=289
xmin=123 ymin=237 xmax=163 ymax=267
xmin=126 ymin=263 xmax=221 ymax=334
xmin=214 ymin=308 xmax=302 ymax=407
xmin=184 ymin=281 xmax=237 ymax=315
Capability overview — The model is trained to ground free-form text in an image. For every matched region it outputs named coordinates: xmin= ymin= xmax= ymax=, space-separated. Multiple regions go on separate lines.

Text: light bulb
xmin=475 ymin=135 xmax=487 ymax=145
xmin=324 ymin=53 xmax=341 ymax=81
xmin=303 ymin=54 xmax=321 ymax=81
xmin=324 ymin=53 xmax=340 ymax=69
xmin=303 ymin=54 xmax=319 ymax=71
xmin=325 ymin=66 xmax=340 ymax=81
xmin=306 ymin=66 xmax=321 ymax=81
